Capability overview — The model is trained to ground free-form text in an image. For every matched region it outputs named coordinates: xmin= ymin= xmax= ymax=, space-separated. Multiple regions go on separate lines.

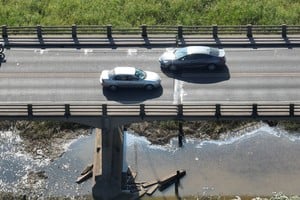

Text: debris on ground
xmin=76 ymin=163 xmax=93 ymax=184
xmin=76 ymin=164 xmax=186 ymax=198
xmin=122 ymin=167 xmax=186 ymax=198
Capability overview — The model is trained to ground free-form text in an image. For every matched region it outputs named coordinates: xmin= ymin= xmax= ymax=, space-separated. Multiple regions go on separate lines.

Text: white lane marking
xmin=34 ymin=49 xmax=48 ymax=54
xmin=173 ymin=79 xmax=185 ymax=104
xmin=127 ymin=49 xmax=137 ymax=56
xmin=84 ymin=49 xmax=93 ymax=55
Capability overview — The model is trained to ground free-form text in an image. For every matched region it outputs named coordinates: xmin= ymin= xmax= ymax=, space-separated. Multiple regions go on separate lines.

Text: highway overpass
xmin=1 ymin=48 xmax=300 ymax=102
xmin=1 ymin=46 xmax=300 ymax=199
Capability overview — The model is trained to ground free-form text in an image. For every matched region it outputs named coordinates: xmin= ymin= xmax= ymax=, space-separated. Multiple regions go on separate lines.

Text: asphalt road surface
xmin=0 ymin=47 xmax=300 ymax=104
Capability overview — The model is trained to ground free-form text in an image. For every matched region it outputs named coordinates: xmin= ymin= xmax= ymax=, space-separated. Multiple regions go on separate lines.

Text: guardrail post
xmin=252 ymin=104 xmax=258 ymax=118
xmin=37 ymin=25 xmax=42 ymax=39
xmin=281 ymin=24 xmax=287 ymax=38
xmin=141 ymin=24 xmax=147 ymax=37
xmin=102 ymin=104 xmax=107 ymax=116
xmin=247 ymin=24 xmax=253 ymax=38
xmin=2 ymin=25 xmax=8 ymax=38
xmin=215 ymin=104 xmax=221 ymax=118
xmin=107 ymin=25 xmax=112 ymax=38
xmin=72 ymin=24 xmax=77 ymax=38
xmin=213 ymin=25 xmax=218 ymax=38
xmin=289 ymin=104 xmax=294 ymax=117
xmin=178 ymin=120 xmax=183 ymax=147
xmin=65 ymin=104 xmax=70 ymax=117
xmin=177 ymin=104 xmax=183 ymax=118
xmin=28 ymin=104 xmax=33 ymax=117
xmin=140 ymin=104 xmax=145 ymax=119
xmin=177 ymin=25 xmax=183 ymax=39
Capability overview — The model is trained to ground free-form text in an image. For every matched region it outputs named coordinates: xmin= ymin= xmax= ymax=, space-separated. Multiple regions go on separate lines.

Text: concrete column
xmin=111 ymin=126 xmax=123 ymax=188
xmin=93 ymin=119 xmax=124 ymax=200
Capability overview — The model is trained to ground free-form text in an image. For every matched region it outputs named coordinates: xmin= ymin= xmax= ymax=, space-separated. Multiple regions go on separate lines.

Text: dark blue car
xmin=159 ymin=46 xmax=226 ymax=71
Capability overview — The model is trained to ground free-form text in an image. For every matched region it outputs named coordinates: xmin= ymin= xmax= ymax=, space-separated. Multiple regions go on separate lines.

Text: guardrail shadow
xmin=162 ymin=65 xmax=230 ymax=84
xmin=102 ymin=86 xmax=163 ymax=103
xmin=0 ymin=53 xmax=5 ymax=66
xmin=0 ymin=44 xmax=5 ymax=66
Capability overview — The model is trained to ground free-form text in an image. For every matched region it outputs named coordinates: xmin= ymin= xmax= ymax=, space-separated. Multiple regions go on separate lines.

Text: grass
xmin=1 ymin=0 xmax=300 ymax=26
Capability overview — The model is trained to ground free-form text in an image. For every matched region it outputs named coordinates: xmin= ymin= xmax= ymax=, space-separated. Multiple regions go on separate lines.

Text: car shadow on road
xmin=162 ymin=65 xmax=230 ymax=84
xmin=102 ymin=86 xmax=163 ymax=104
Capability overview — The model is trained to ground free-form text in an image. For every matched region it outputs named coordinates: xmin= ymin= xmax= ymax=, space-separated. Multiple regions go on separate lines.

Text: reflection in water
xmin=1 ymin=124 xmax=300 ymax=197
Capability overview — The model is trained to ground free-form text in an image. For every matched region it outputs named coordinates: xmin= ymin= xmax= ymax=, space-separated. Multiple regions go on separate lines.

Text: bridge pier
xmin=92 ymin=122 xmax=125 ymax=200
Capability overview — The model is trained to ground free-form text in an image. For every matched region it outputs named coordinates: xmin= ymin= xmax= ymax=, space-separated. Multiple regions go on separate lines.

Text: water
xmin=1 ymin=124 xmax=300 ymax=197
xmin=126 ymin=125 xmax=300 ymax=196
xmin=0 ymin=130 xmax=94 ymax=197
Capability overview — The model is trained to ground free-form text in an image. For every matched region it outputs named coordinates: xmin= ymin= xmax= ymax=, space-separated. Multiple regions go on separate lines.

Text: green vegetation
xmin=0 ymin=120 xmax=90 ymax=142
xmin=128 ymin=120 xmax=259 ymax=144
xmin=21 ymin=121 xmax=89 ymax=140
xmin=1 ymin=0 xmax=300 ymax=26
xmin=10 ymin=121 xmax=90 ymax=140
xmin=278 ymin=121 xmax=300 ymax=133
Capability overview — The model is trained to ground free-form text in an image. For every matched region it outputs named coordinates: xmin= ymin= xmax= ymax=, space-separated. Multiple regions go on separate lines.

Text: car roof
xmin=113 ymin=67 xmax=135 ymax=75
xmin=186 ymin=46 xmax=212 ymax=55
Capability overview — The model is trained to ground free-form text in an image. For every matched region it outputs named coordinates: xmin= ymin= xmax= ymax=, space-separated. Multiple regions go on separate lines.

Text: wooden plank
xmin=158 ymin=170 xmax=186 ymax=191
xmin=146 ymin=183 xmax=159 ymax=196
xmin=142 ymin=180 xmax=158 ymax=188
xmin=76 ymin=170 xmax=92 ymax=184
xmin=93 ymin=128 xmax=102 ymax=185
xmin=80 ymin=163 xmax=93 ymax=175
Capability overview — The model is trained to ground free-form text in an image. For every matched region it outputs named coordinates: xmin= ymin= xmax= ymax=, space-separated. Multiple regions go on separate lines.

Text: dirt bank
xmin=127 ymin=120 xmax=262 ymax=145
xmin=1 ymin=120 xmax=300 ymax=158
xmin=0 ymin=120 xmax=91 ymax=160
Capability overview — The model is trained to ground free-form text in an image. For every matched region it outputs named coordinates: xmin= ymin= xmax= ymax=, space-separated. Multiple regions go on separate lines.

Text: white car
xmin=100 ymin=67 xmax=161 ymax=91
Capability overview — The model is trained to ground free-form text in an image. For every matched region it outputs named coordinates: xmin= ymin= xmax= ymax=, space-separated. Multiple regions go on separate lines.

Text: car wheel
xmin=169 ymin=64 xmax=177 ymax=71
xmin=145 ymin=84 xmax=154 ymax=90
xmin=109 ymin=85 xmax=117 ymax=91
xmin=207 ymin=64 xmax=216 ymax=71
xmin=0 ymin=53 xmax=5 ymax=61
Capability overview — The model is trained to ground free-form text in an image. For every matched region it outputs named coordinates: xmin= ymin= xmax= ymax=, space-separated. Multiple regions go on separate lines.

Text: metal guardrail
xmin=2 ymin=24 xmax=300 ymax=38
xmin=0 ymin=103 xmax=299 ymax=120
xmin=1 ymin=24 xmax=300 ymax=48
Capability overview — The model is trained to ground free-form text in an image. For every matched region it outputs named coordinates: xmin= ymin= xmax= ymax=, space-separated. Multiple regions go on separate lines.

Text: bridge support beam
xmin=92 ymin=120 xmax=124 ymax=200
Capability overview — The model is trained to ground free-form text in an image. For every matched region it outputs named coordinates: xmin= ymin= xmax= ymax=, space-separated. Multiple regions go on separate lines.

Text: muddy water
xmin=126 ymin=125 xmax=300 ymax=196
xmin=1 ymin=124 xmax=300 ymax=197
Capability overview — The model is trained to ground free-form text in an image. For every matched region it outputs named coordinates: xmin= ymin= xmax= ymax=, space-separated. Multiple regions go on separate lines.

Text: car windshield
xmin=174 ymin=48 xmax=187 ymax=59
xmin=209 ymin=47 xmax=219 ymax=56
xmin=135 ymin=68 xmax=146 ymax=79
